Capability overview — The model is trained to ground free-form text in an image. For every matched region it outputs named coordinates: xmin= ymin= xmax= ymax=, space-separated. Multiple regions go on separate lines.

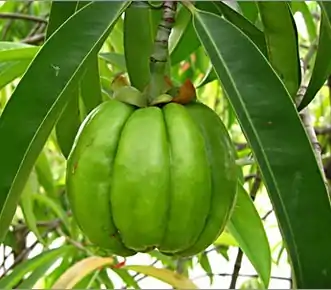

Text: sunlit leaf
xmin=214 ymin=231 xmax=238 ymax=247
xmin=52 ymin=256 xmax=114 ymax=289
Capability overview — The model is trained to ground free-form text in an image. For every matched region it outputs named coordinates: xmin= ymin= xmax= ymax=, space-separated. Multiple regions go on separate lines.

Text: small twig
xmin=235 ymin=142 xmax=248 ymax=151
xmin=244 ymin=173 xmax=261 ymax=183
xmin=56 ymin=227 xmax=94 ymax=256
xmin=236 ymin=157 xmax=255 ymax=167
xmin=2 ymin=1 xmax=33 ymax=40
xmin=315 ymin=126 xmax=331 ymax=135
xmin=21 ymin=33 xmax=45 ymax=44
xmin=14 ymin=218 xmax=62 ymax=231
xmin=302 ymin=40 xmax=318 ymax=72
xmin=0 ymin=248 xmax=13 ymax=272
xmin=1 ymin=221 xmax=59 ymax=277
xmin=229 ymin=248 xmax=243 ymax=289
xmin=0 ymin=12 xmax=47 ymax=24
xmin=193 ymin=272 xmax=291 ymax=282
xmin=262 ymin=209 xmax=273 ymax=221
xmin=120 ymin=260 xmax=158 ymax=289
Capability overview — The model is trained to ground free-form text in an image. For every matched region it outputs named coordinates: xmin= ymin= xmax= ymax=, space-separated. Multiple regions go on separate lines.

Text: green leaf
xmin=298 ymin=3 xmax=331 ymax=111
xmin=237 ymin=1 xmax=259 ymax=24
xmin=0 ymin=1 xmax=130 ymax=242
xmin=197 ymin=64 xmax=217 ymax=88
xmin=20 ymin=170 xmax=44 ymax=244
xmin=124 ymin=2 xmax=161 ymax=91
xmin=44 ymin=252 xmax=74 ymax=289
xmin=112 ymin=268 xmax=140 ymax=289
xmin=55 ymin=87 xmax=81 ymax=159
xmin=227 ymin=184 xmax=271 ymax=287
xmin=98 ymin=269 xmax=115 ymax=289
xmin=198 ymin=252 xmax=213 ymax=284
xmin=214 ymin=231 xmax=239 ymax=247
xmin=80 ymin=56 xmax=103 ymax=116
xmin=47 ymin=1 xmax=81 ymax=159
xmin=32 ymin=193 xmax=71 ymax=234
xmin=99 ymin=52 xmax=127 ymax=71
xmin=0 ymin=43 xmax=39 ymax=89
xmin=0 ymin=0 xmax=16 ymax=13
xmin=35 ymin=150 xmax=56 ymax=198
xmin=46 ymin=1 xmax=78 ymax=39
xmin=0 ymin=246 xmax=74 ymax=289
xmin=109 ymin=17 xmax=124 ymax=54
xmin=258 ymin=2 xmax=301 ymax=98
xmin=17 ymin=259 xmax=55 ymax=289
xmin=240 ymin=278 xmax=265 ymax=290
xmin=194 ymin=1 xmax=268 ymax=88
xmin=77 ymin=1 xmax=105 ymax=120
xmin=196 ymin=1 xmax=268 ymax=57
xmin=170 ymin=6 xmax=201 ymax=65
xmin=191 ymin=7 xmax=331 ymax=288
xmin=290 ymin=2 xmax=317 ymax=42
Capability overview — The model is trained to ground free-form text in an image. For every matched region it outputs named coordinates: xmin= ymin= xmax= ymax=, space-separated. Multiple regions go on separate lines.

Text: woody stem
xmin=148 ymin=1 xmax=177 ymax=101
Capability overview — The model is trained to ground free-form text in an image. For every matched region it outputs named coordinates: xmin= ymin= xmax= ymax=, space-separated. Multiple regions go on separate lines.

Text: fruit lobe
xmin=66 ymin=98 xmax=238 ymax=257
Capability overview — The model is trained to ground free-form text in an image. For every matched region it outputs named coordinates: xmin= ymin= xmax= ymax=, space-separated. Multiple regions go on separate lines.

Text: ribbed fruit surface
xmin=66 ymin=99 xmax=238 ymax=257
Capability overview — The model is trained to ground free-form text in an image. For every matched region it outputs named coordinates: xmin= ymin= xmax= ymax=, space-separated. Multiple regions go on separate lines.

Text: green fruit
xmin=66 ymin=99 xmax=238 ymax=257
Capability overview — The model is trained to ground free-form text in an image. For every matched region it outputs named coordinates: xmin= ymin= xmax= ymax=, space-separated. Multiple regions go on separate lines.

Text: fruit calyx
xmin=111 ymin=74 xmax=197 ymax=108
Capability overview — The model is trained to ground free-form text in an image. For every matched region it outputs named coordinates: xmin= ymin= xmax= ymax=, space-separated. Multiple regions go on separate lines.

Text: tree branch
xmin=0 ymin=12 xmax=47 ymax=24
xmin=21 ymin=33 xmax=45 ymax=44
xmin=1 ymin=220 xmax=60 ymax=278
xmin=194 ymin=272 xmax=291 ymax=282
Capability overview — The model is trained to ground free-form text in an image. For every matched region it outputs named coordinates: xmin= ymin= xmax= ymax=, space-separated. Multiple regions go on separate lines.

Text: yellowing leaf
xmin=52 ymin=256 xmax=114 ymax=289
xmin=123 ymin=265 xmax=198 ymax=289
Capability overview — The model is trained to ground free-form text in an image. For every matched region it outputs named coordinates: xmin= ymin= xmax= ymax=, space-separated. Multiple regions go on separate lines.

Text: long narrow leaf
xmin=290 ymin=2 xmax=317 ymax=42
xmin=0 ymin=44 xmax=39 ymax=89
xmin=170 ymin=5 xmax=201 ymax=65
xmin=52 ymin=256 xmax=114 ymax=289
xmin=47 ymin=1 xmax=81 ymax=159
xmin=191 ymin=7 xmax=331 ymax=288
xmin=228 ymin=183 xmax=271 ymax=288
xmin=0 ymin=1 xmax=130 ymax=242
xmin=258 ymin=2 xmax=301 ymax=98
xmin=20 ymin=170 xmax=44 ymax=244
xmin=0 ymin=246 xmax=74 ymax=288
xmin=298 ymin=3 xmax=331 ymax=110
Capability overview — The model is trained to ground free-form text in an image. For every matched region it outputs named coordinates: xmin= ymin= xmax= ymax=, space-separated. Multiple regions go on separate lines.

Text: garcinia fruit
xmin=66 ymin=98 xmax=238 ymax=257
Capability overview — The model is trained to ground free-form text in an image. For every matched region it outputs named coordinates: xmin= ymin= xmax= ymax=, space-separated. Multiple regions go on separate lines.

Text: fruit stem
xmin=148 ymin=1 xmax=177 ymax=102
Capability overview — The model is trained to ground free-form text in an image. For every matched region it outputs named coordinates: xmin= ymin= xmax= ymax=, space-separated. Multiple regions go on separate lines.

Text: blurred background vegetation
xmin=0 ymin=1 xmax=329 ymax=289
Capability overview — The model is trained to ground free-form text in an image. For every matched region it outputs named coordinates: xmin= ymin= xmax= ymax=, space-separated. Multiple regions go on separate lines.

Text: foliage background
xmin=0 ymin=1 xmax=329 ymax=289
